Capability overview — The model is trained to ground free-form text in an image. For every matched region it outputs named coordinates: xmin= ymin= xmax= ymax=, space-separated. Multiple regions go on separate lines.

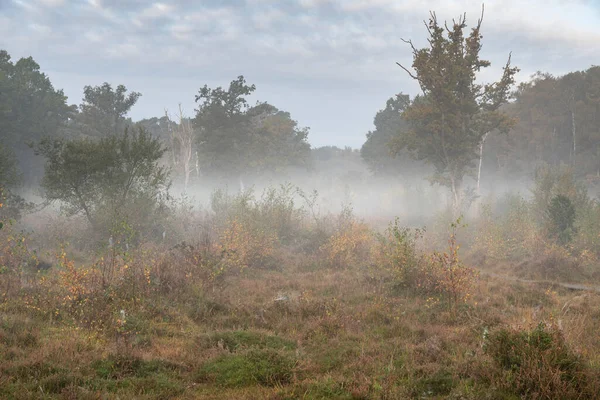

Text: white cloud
xmin=37 ymin=0 xmax=65 ymax=6
xmin=3 ymin=0 xmax=600 ymax=147
xmin=140 ymin=2 xmax=174 ymax=19
xmin=29 ymin=23 xmax=51 ymax=34
xmin=252 ymin=8 xmax=285 ymax=30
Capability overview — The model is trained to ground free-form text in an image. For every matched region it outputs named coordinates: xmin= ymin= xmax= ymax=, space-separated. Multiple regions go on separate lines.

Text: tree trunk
xmin=476 ymin=132 xmax=489 ymax=195
xmin=450 ymin=175 xmax=461 ymax=217
xmin=184 ymin=164 xmax=190 ymax=192
xmin=571 ymin=108 xmax=576 ymax=166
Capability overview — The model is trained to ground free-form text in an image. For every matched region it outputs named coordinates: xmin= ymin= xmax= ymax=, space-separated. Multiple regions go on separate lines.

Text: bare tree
xmin=166 ymin=104 xmax=195 ymax=191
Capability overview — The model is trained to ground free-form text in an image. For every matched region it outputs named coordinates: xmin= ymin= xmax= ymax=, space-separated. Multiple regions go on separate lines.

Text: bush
xmin=372 ymin=217 xmax=424 ymax=286
xmin=217 ymin=218 xmax=278 ymax=272
xmin=320 ymin=220 xmax=373 ymax=269
xmin=485 ymin=323 xmax=593 ymax=399
xmin=210 ymin=184 xmax=304 ymax=244
xmin=473 ymin=194 xmax=540 ymax=262
xmin=196 ymin=349 xmax=296 ymax=387
xmin=413 ymin=219 xmax=478 ymax=312
xmin=547 ymin=194 xmax=576 ymax=245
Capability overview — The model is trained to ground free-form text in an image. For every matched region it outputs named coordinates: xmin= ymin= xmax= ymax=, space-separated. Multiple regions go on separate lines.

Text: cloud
xmin=1 ymin=0 xmax=599 ymax=147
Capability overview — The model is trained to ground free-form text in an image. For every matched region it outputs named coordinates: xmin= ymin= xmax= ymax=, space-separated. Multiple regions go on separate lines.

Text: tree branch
xmin=396 ymin=62 xmax=418 ymax=80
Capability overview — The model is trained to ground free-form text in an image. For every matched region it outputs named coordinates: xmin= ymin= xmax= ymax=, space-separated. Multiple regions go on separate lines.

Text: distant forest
xmin=1 ymin=48 xmax=599 ymax=197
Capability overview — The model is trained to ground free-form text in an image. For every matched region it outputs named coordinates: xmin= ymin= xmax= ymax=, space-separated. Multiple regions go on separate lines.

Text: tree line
xmin=1 ymin=5 xmax=599 ymax=227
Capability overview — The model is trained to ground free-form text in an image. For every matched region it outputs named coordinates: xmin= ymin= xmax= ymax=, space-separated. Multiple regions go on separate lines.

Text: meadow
xmin=2 ymin=173 xmax=600 ymax=400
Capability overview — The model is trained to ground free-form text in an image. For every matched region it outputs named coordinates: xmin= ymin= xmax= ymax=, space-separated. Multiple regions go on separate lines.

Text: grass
xmin=3 ymin=195 xmax=600 ymax=399
xmin=1 ymin=255 xmax=600 ymax=399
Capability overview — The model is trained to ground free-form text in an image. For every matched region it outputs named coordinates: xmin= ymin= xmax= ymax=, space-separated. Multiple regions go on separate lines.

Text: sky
xmin=1 ymin=0 xmax=599 ymax=148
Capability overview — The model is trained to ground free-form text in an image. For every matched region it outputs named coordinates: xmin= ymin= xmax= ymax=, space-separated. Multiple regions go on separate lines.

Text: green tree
xmin=547 ymin=194 xmax=576 ymax=245
xmin=245 ymin=102 xmax=311 ymax=173
xmin=194 ymin=75 xmax=256 ymax=180
xmin=392 ymin=8 xmax=518 ymax=212
xmin=361 ymin=93 xmax=427 ymax=177
xmin=78 ymin=82 xmax=141 ymax=137
xmin=0 ymin=50 xmax=75 ymax=183
xmin=35 ymin=127 xmax=169 ymax=235
xmin=0 ymin=141 xmax=29 ymax=226
xmin=194 ymin=76 xmax=311 ymax=183
xmin=487 ymin=66 xmax=600 ymax=183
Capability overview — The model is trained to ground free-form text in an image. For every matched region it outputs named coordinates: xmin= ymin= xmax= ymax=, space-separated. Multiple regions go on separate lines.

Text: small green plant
xmin=485 ymin=322 xmax=591 ymax=399
xmin=196 ymin=349 xmax=296 ymax=387
xmin=418 ymin=218 xmax=478 ymax=313
xmin=547 ymin=194 xmax=576 ymax=245
xmin=373 ymin=217 xmax=424 ymax=286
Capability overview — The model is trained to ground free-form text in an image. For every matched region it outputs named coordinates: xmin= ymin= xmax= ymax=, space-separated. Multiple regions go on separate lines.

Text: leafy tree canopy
xmin=391 ymin=8 xmax=518 ymax=210
xmin=361 ymin=93 xmax=427 ymax=177
xmin=194 ymin=76 xmax=311 ymax=178
xmin=0 ymin=50 xmax=75 ymax=148
xmin=77 ymin=82 xmax=141 ymax=137
xmin=35 ymin=127 xmax=170 ymax=234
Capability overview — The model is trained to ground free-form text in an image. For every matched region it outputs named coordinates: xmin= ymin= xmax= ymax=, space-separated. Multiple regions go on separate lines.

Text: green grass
xmin=196 ymin=349 xmax=296 ymax=388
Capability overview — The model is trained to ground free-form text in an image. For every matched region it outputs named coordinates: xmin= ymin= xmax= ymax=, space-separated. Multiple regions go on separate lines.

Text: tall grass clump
xmin=485 ymin=322 xmax=598 ymax=399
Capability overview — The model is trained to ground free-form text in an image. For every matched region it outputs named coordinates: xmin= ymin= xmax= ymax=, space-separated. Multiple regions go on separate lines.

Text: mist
xmin=2 ymin=2 xmax=600 ymax=398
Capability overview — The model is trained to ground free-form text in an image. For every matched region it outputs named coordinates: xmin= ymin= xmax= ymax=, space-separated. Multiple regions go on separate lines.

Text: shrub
xmin=485 ymin=322 xmax=593 ymax=399
xmin=196 ymin=349 xmax=296 ymax=387
xmin=417 ymin=218 xmax=478 ymax=311
xmin=210 ymin=184 xmax=304 ymax=244
xmin=473 ymin=194 xmax=540 ymax=262
xmin=532 ymin=164 xmax=589 ymax=225
xmin=547 ymin=194 xmax=576 ymax=245
xmin=217 ymin=218 xmax=277 ymax=272
xmin=372 ymin=217 xmax=424 ymax=286
xmin=0 ymin=222 xmax=39 ymax=301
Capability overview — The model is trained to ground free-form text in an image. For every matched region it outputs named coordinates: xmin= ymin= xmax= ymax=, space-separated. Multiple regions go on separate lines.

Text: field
xmin=1 ymin=186 xmax=600 ymax=400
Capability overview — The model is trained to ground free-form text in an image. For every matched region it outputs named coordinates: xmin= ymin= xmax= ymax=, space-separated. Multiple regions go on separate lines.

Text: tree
xmin=392 ymin=7 xmax=518 ymax=212
xmin=0 ymin=50 xmax=75 ymax=184
xmin=245 ymin=102 xmax=311 ymax=173
xmin=194 ymin=76 xmax=311 ymax=184
xmin=166 ymin=105 xmax=195 ymax=191
xmin=78 ymin=83 xmax=141 ymax=137
xmin=0 ymin=141 xmax=29 ymax=225
xmin=35 ymin=127 xmax=169 ymax=235
xmin=547 ymin=194 xmax=576 ymax=245
xmin=194 ymin=76 xmax=255 ymax=182
xmin=361 ymin=93 xmax=427 ymax=177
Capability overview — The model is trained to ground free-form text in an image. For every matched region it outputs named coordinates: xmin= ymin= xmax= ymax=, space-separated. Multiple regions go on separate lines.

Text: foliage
xmin=485 ymin=323 xmax=593 ymax=399
xmin=35 ymin=126 xmax=170 ymax=238
xmin=77 ymin=82 xmax=141 ymax=137
xmin=211 ymin=184 xmax=304 ymax=244
xmin=391 ymin=9 xmax=518 ymax=212
xmin=419 ymin=218 xmax=478 ymax=311
xmin=217 ymin=217 xmax=277 ymax=273
xmin=0 ymin=50 xmax=74 ymax=148
xmin=0 ymin=223 xmax=38 ymax=302
xmin=194 ymin=76 xmax=311 ymax=179
xmin=320 ymin=220 xmax=373 ymax=269
xmin=319 ymin=204 xmax=373 ymax=269
xmin=473 ymin=194 xmax=540 ymax=261
xmin=0 ymin=142 xmax=30 ymax=224
xmin=197 ymin=349 xmax=296 ymax=387
xmin=372 ymin=217 xmax=424 ymax=285
xmin=488 ymin=66 xmax=600 ymax=181
xmin=360 ymin=93 xmax=426 ymax=176
xmin=531 ymin=164 xmax=589 ymax=224
xmin=547 ymin=194 xmax=577 ymax=245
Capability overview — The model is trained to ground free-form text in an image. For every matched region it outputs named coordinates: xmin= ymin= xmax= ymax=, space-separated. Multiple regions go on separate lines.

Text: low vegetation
xmin=1 ymin=178 xmax=600 ymax=399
